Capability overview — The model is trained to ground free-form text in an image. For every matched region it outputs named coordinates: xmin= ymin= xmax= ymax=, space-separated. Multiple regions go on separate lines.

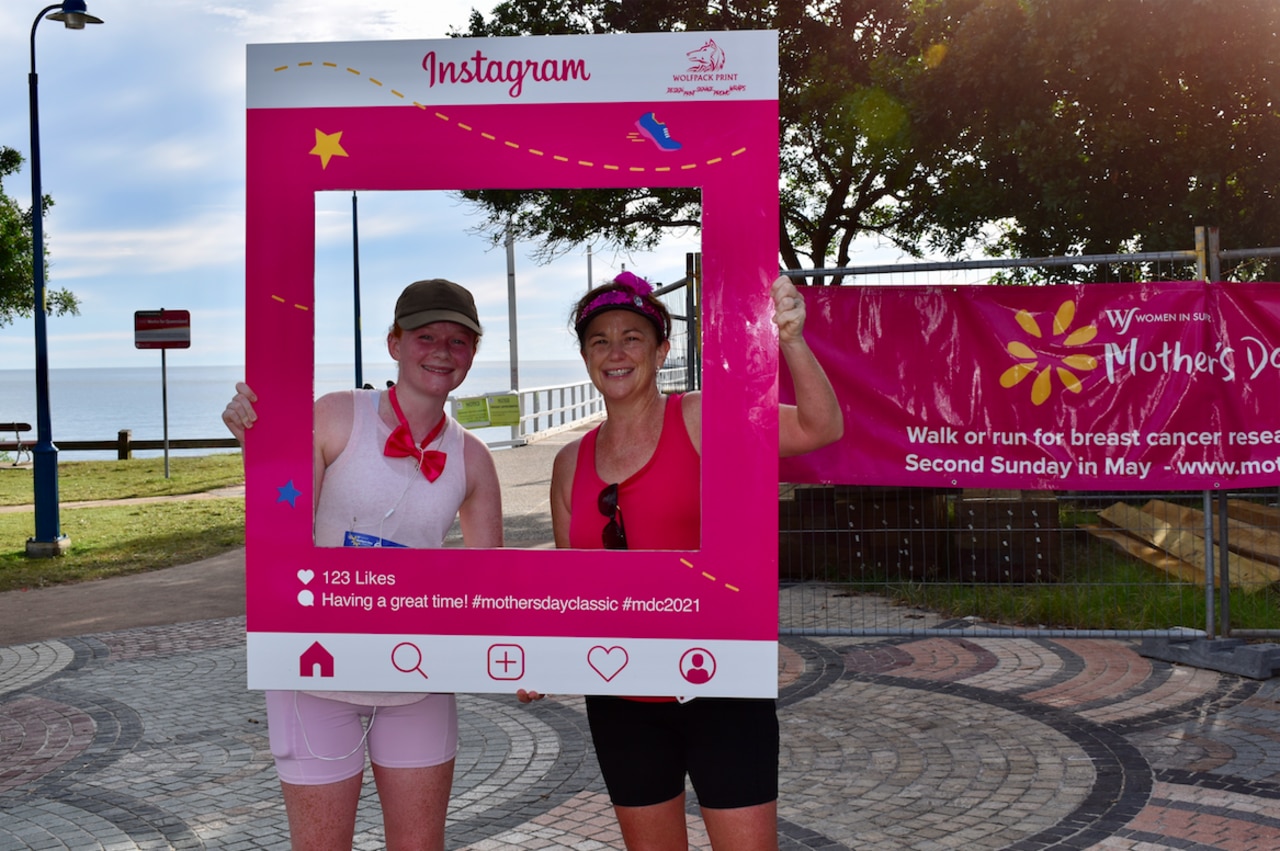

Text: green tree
xmin=457 ymin=0 xmax=1280 ymax=278
xmin=897 ymin=0 xmax=1280 ymax=278
xmin=458 ymin=0 xmax=927 ymax=275
xmin=0 ymin=145 xmax=78 ymax=328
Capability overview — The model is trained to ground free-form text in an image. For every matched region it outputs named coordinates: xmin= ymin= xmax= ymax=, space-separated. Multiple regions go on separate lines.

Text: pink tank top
xmin=569 ymin=393 xmax=700 ymax=550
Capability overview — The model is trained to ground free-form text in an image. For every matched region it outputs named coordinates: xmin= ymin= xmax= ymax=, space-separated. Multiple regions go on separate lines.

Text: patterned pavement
xmin=3 ymin=590 xmax=1280 ymax=849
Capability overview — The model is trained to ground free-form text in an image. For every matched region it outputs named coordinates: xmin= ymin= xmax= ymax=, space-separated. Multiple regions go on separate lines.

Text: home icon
xmin=299 ymin=641 xmax=335 ymax=678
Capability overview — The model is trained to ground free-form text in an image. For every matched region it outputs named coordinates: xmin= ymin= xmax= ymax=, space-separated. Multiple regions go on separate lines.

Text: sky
xmin=0 ymin=0 xmax=706 ymax=373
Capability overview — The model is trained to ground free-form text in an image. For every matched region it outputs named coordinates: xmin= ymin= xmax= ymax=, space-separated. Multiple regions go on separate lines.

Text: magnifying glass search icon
xmin=391 ymin=642 xmax=430 ymax=679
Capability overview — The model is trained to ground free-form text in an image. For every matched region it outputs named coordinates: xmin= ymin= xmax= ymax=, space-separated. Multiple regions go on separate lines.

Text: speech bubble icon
xmin=297 ymin=569 xmax=315 ymax=584
xmin=298 ymin=589 xmax=315 ymax=606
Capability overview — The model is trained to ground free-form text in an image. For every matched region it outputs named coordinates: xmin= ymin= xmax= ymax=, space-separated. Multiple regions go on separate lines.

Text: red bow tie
xmin=383 ymin=386 xmax=448 ymax=481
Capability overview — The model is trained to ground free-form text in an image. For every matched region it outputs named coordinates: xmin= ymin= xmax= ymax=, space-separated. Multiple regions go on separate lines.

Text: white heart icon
xmin=587 ymin=646 xmax=629 ymax=682
xmin=297 ymin=569 xmax=315 ymax=585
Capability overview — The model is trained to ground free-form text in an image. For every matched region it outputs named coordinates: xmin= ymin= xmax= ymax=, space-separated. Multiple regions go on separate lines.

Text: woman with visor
xmin=529 ymin=270 xmax=843 ymax=851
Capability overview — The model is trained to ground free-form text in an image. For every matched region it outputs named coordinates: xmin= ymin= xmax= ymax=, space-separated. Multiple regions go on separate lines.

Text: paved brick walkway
xmin=4 ymin=591 xmax=1280 ymax=849
xmin=4 ymin=435 xmax=1280 ymax=848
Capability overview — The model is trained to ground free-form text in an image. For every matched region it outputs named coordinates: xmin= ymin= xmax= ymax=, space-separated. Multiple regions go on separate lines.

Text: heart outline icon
xmin=297 ymin=569 xmax=314 ymax=584
xmin=587 ymin=645 xmax=629 ymax=682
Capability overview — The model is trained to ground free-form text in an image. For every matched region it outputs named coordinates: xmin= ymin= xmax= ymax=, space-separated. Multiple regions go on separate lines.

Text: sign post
xmin=134 ymin=309 xmax=191 ymax=478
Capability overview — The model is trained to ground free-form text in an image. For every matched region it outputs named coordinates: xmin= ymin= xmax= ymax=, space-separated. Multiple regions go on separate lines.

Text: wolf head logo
xmin=686 ymin=39 xmax=726 ymax=72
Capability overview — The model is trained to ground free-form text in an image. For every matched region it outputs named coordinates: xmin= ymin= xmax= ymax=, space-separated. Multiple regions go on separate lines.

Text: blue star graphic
xmin=276 ymin=479 xmax=302 ymax=508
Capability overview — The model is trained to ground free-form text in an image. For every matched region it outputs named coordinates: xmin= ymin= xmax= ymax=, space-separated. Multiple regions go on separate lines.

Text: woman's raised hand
xmin=771 ymin=275 xmax=807 ymax=344
xmin=221 ymin=381 xmax=259 ymax=444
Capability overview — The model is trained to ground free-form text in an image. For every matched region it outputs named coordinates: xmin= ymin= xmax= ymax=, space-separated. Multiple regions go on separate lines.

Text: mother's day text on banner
xmin=781 ymin=282 xmax=1280 ymax=491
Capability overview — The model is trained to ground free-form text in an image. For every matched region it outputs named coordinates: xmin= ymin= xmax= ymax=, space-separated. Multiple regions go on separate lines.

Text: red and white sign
xmin=134 ymin=310 xmax=191 ymax=349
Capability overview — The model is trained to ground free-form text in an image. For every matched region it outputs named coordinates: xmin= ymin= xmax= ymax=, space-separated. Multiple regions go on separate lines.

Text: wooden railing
xmin=1 ymin=372 xmax=689 ymax=462
xmin=0 ymin=430 xmax=239 ymax=460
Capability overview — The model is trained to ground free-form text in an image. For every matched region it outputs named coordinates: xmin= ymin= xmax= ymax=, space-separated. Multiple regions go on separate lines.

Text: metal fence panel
xmin=777 ymin=239 xmax=1280 ymax=639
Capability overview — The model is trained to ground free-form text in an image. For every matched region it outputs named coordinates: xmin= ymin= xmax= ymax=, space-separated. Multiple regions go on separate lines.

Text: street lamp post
xmin=26 ymin=1 xmax=103 ymax=558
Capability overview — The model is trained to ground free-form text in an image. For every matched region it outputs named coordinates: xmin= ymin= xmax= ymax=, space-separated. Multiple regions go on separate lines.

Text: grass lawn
xmin=0 ymin=453 xmax=244 ymax=505
xmin=0 ymin=454 xmax=245 ymax=592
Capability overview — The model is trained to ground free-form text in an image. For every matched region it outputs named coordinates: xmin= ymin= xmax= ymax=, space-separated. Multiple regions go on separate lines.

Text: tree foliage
xmin=0 ymin=145 xmax=78 ymax=328
xmin=457 ymin=0 xmax=1280 ymax=278
xmin=899 ymin=0 xmax=1280 ymax=274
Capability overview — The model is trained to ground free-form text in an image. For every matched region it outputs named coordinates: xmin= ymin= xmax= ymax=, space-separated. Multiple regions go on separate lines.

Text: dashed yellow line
xmin=271 ymin=294 xmax=310 ymax=311
xmin=272 ymin=61 xmax=748 ymax=172
xmin=680 ymin=558 xmax=741 ymax=593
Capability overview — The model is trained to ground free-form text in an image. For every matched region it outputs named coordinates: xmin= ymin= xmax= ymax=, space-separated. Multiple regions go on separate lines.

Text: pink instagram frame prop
xmin=244 ymin=32 xmax=780 ymax=696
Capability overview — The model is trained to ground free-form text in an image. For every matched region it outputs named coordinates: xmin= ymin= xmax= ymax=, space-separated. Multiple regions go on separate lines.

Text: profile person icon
xmin=679 ymin=648 xmax=716 ymax=684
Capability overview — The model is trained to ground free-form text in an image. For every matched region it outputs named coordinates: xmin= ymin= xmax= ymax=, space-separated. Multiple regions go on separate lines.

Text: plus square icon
xmin=487 ymin=644 xmax=525 ymax=680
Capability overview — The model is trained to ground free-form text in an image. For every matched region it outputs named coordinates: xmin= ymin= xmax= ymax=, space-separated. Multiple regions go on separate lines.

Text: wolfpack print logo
xmin=686 ymin=39 xmax=726 ymax=72
xmin=668 ymin=37 xmax=745 ymax=97
xmin=999 ymin=301 xmax=1099 ymax=406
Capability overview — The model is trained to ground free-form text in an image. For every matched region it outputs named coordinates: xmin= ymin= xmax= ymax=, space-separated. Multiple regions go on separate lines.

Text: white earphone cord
xmin=294 ymin=691 xmax=378 ymax=761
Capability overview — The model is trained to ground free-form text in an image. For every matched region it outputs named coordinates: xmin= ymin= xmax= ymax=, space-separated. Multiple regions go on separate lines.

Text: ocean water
xmin=0 ymin=361 xmax=586 ymax=461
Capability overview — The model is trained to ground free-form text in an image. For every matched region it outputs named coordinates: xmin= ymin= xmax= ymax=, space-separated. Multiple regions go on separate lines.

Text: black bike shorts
xmin=585 ymin=695 xmax=779 ymax=809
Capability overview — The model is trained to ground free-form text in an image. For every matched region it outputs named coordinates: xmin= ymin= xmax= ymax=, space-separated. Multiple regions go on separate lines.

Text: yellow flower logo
xmin=999 ymin=301 xmax=1098 ymax=406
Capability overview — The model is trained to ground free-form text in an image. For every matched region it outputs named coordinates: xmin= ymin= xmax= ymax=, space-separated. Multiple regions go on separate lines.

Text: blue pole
xmin=28 ymin=4 xmax=66 ymax=556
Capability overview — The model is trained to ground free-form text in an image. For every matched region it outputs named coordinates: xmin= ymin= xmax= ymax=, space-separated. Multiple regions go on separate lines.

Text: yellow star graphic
xmin=309 ymin=129 xmax=348 ymax=169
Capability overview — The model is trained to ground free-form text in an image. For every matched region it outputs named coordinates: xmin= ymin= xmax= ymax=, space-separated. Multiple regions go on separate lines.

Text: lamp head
xmin=48 ymin=1 xmax=103 ymax=29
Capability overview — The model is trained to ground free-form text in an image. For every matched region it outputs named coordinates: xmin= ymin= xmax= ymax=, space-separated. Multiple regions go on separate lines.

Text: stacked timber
xmin=1087 ymin=499 xmax=1280 ymax=589
xmin=778 ymin=485 xmax=950 ymax=580
xmin=953 ymin=489 xmax=1061 ymax=582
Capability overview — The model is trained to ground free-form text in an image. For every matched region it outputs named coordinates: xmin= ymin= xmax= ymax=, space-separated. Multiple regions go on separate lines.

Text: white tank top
xmin=313 ymin=389 xmax=467 ymax=549
xmin=307 ymin=388 xmax=468 ymax=706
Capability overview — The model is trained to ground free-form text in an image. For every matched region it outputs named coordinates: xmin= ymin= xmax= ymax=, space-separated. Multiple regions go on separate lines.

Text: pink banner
xmin=781 ymin=282 xmax=1280 ymax=491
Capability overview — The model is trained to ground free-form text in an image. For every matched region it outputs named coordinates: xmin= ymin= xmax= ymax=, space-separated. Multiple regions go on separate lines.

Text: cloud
xmin=0 ymin=1 xmax=720 ymax=373
xmin=50 ymin=209 xmax=245 ymax=278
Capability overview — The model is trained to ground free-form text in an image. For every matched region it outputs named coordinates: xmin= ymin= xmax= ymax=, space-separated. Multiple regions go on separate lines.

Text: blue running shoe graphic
xmin=636 ymin=112 xmax=682 ymax=151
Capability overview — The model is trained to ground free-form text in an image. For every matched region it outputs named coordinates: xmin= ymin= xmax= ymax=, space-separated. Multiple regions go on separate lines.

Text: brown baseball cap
xmin=394 ymin=279 xmax=483 ymax=335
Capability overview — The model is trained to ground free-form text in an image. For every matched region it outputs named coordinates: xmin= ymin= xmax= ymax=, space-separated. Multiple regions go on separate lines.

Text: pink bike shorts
xmin=265 ymin=690 xmax=458 ymax=785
